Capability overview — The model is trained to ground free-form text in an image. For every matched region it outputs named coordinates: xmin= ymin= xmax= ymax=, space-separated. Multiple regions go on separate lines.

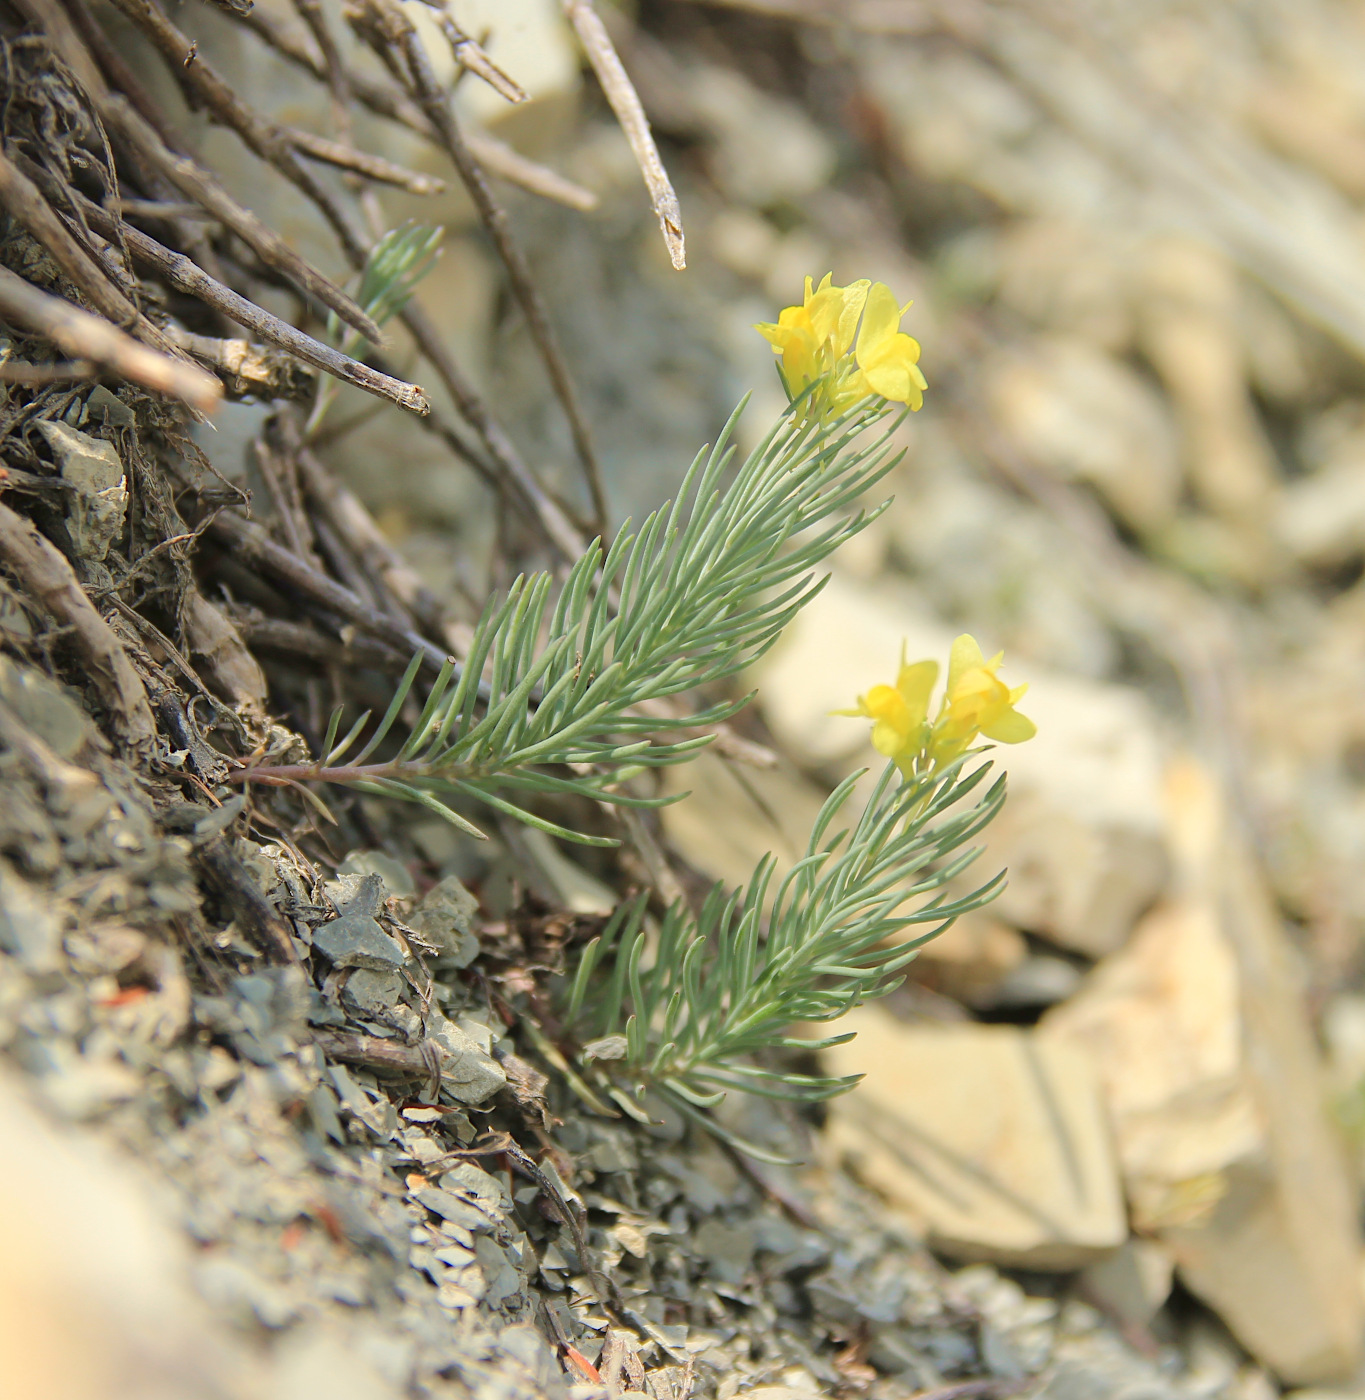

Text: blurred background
xmin=96 ymin=0 xmax=1365 ymax=1391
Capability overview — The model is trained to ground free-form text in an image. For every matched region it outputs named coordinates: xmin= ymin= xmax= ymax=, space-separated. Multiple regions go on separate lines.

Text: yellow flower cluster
xmin=840 ymin=635 xmax=1036 ymax=779
xmin=755 ymin=274 xmax=928 ymax=420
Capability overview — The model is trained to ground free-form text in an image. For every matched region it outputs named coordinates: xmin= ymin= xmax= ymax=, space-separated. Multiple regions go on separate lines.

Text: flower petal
xmin=947 ymin=635 xmax=987 ymax=693
xmin=981 ymin=709 xmax=1037 ymax=743
xmin=895 ymin=658 xmax=938 ymax=727
xmin=856 ymin=282 xmax=902 ymax=358
xmin=834 ymin=280 xmax=871 ymax=357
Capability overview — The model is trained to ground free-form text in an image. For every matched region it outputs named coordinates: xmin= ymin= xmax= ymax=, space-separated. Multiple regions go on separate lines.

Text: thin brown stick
xmin=77 ymin=198 xmax=429 ymax=415
xmin=289 ymin=0 xmax=353 ymax=138
xmin=467 ymin=130 xmax=598 ymax=212
xmin=426 ymin=5 xmax=528 ymax=104
xmin=284 ymin=125 xmax=445 ymax=195
xmin=311 ymin=1028 xmax=429 ymax=1077
xmin=23 ymin=0 xmax=387 ymax=345
xmin=108 ymin=198 xmax=210 ymax=221
xmin=0 ymin=265 xmax=221 ymax=412
xmin=231 ymin=3 xmax=598 ymax=210
xmin=203 ymin=508 xmax=450 ymax=673
xmin=291 ymin=439 xmax=459 ymax=646
xmin=231 ymin=609 xmax=404 ymax=669
xmin=561 ymin=0 xmax=685 ymax=270
xmin=253 ymin=433 xmax=318 ymax=566
xmin=106 ymin=0 xmax=377 ymax=274
xmin=0 ymin=496 xmax=156 ymax=749
xmin=107 ymin=101 xmax=382 ymax=341
xmin=359 ymin=0 xmax=609 ymax=535
xmin=0 ymin=149 xmax=181 ymax=358
xmin=397 ymin=303 xmax=587 ymax=560
xmin=165 ymin=327 xmax=310 ymax=399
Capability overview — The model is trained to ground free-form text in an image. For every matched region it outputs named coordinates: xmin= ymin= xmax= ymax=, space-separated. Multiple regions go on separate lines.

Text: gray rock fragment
xmin=427 ymin=1012 xmax=506 ymax=1104
xmin=314 ymin=908 xmax=407 ymax=971
xmin=476 ymin=1235 xmax=523 ymax=1308
xmin=414 ymin=1187 xmax=496 ymax=1235
xmin=342 ymin=968 xmax=405 ymax=1016
xmin=34 ymin=420 xmax=127 ymax=560
xmin=339 ymin=850 xmax=416 ymax=899
xmin=0 ymin=655 xmax=88 ymax=758
xmin=408 ymin=875 xmax=480 ymax=967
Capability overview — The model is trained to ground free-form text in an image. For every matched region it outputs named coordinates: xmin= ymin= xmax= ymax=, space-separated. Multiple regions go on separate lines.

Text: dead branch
xmin=423 ymin=4 xmax=528 ymax=105
xmin=18 ymin=0 xmax=387 ymax=344
xmin=0 ymin=359 xmax=95 ymax=385
xmin=165 ymin=327 xmax=312 ymax=399
xmin=105 ymin=0 xmax=375 ymax=272
xmin=77 ymin=200 xmax=429 ymax=415
xmin=311 ymin=1028 xmax=430 ymax=1077
xmin=203 ymin=509 xmax=450 ymax=674
xmin=356 ymin=0 xmax=609 ymax=535
xmin=293 ymin=443 xmax=464 ymax=652
xmin=561 ymin=0 xmax=686 ymax=270
xmin=0 ymin=148 xmax=183 ymax=360
xmin=0 ymin=265 xmax=221 ymax=412
xmin=284 ymin=126 xmax=445 ymax=195
xmin=466 ymin=130 xmax=598 ymax=212
xmin=231 ymin=609 xmax=405 ymax=670
xmin=232 ymin=4 xmax=598 ymax=210
xmin=394 ymin=304 xmax=588 ymax=562
xmin=0 ymin=495 xmax=155 ymax=749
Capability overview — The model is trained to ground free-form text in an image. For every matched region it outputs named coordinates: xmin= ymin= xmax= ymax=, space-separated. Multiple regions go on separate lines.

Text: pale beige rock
xmin=1044 ymin=759 xmax=1363 ymax=1384
xmin=0 ymin=1064 xmax=244 ymax=1400
xmin=660 ymin=750 xmax=828 ymax=895
xmin=751 ymin=575 xmax=1169 ymax=957
xmin=1041 ymin=898 xmax=1262 ymax=1229
xmin=1139 ymin=238 xmax=1280 ymax=526
xmin=823 ymin=1008 xmax=1126 ymax=1270
xmin=986 ymin=336 xmax=1182 ymax=533
xmin=1277 ymin=406 xmax=1365 ymax=566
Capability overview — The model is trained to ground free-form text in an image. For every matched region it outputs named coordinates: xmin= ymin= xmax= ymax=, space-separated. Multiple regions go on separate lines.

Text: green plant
xmin=557 ymin=756 xmax=1006 ymax=1157
xmin=233 ymin=394 xmax=903 ymax=841
xmin=234 ymin=272 xmax=1032 ymax=1148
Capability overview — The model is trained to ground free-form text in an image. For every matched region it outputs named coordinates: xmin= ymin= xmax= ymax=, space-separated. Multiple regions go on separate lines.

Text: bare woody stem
xmin=224 ymin=759 xmax=434 ymax=786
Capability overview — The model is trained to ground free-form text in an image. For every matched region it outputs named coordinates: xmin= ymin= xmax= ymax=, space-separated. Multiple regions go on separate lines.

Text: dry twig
xmin=18 ymin=0 xmax=386 ymax=343
xmin=356 ymin=0 xmax=610 ymax=535
xmin=204 ymin=509 xmax=450 ymax=674
xmin=78 ymin=200 xmax=429 ymax=415
xmin=561 ymin=0 xmax=686 ymax=270
xmin=0 ymin=148 xmax=184 ymax=359
xmin=421 ymin=4 xmax=528 ymax=105
xmin=232 ymin=3 xmax=598 ymax=211
xmin=0 ymin=264 xmax=220 ymax=412
xmin=106 ymin=0 xmax=375 ymax=270
xmin=285 ymin=126 xmax=445 ymax=196
xmin=0 ymin=495 xmax=156 ymax=749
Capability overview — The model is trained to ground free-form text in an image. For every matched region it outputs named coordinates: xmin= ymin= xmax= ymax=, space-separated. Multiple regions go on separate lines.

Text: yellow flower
xmin=755 ymin=275 xmax=927 ymax=420
xmin=840 ymin=635 xmax=1035 ymax=779
xmin=928 ymin=635 xmax=1036 ymax=766
xmin=851 ymin=282 xmax=928 ymax=412
xmin=754 ymin=274 xmax=868 ymax=401
xmin=838 ymin=650 xmax=939 ymax=776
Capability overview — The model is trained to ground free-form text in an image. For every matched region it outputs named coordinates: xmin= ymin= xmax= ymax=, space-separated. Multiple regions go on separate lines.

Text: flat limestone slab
xmin=824 ymin=1009 xmax=1125 ymax=1270
xmin=1043 ymin=759 xmax=1364 ymax=1385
